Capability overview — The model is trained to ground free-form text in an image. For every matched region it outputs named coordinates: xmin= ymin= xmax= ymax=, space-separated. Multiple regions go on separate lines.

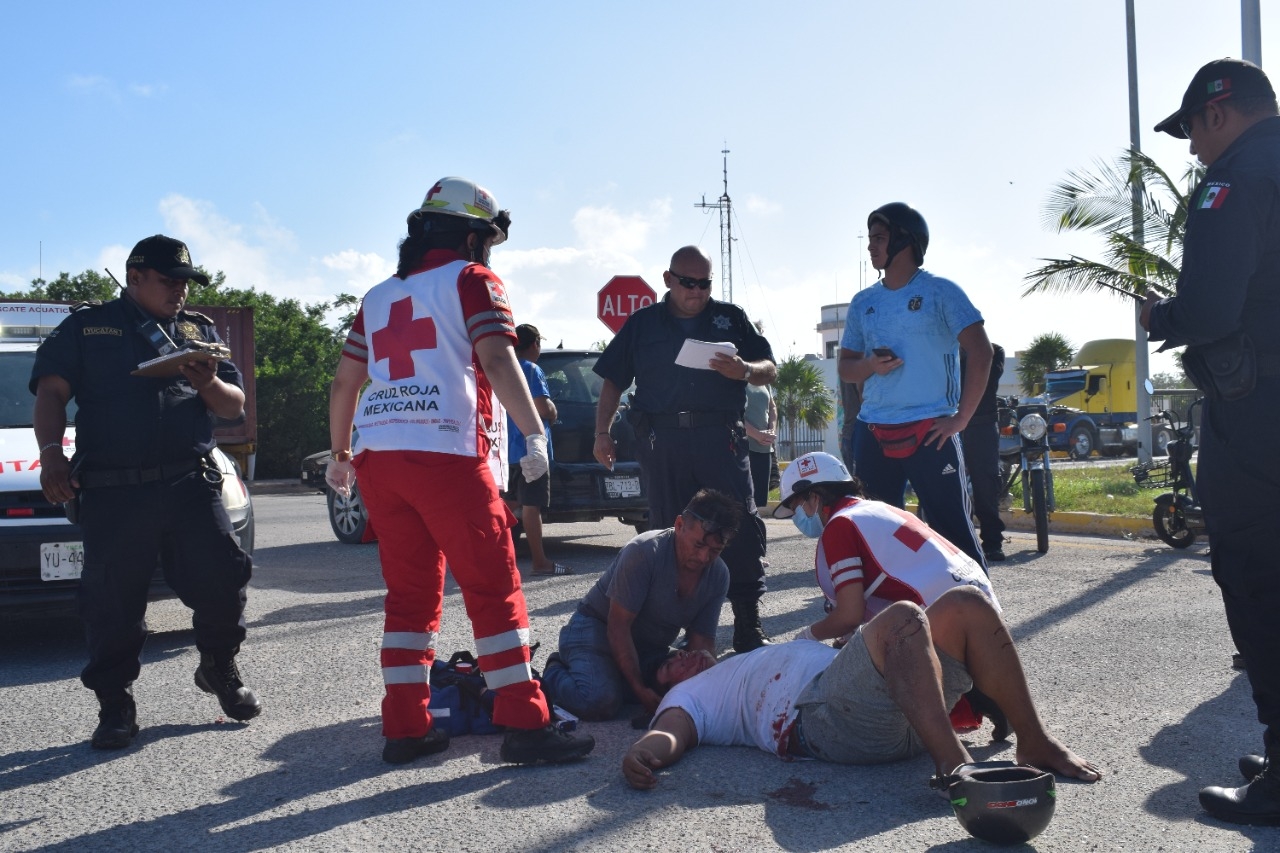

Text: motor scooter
xmin=1130 ymin=397 xmax=1205 ymax=548
xmin=998 ymin=395 xmax=1055 ymax=553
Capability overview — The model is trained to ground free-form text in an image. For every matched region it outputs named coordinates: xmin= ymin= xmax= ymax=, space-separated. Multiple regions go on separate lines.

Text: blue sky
xmin=1 ymin=2 xmax=1272 ymax=375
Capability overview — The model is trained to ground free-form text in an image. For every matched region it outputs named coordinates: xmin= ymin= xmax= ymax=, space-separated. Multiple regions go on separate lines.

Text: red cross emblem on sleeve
xmin=371 ymin=296 xmax=437 ymax=381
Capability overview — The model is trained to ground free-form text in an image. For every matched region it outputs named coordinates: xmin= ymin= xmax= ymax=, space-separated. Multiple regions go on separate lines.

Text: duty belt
xmin=645 ymin=410 xmax=742 ymax=429
xmin=77 ymin=457 xmax=205 ymax=489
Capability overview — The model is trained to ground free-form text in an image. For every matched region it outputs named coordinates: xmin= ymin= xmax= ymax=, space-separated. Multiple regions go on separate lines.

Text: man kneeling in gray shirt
xmin=541 ymin=489 xmax=740 ymax=720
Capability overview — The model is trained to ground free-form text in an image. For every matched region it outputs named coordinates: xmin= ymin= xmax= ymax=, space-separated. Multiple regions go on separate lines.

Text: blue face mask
xmin=792 ymin=502 xmax=824 ymax=539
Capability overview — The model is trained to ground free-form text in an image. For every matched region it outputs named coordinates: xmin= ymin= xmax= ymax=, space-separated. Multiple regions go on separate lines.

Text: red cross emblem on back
xmin=371 ymin=296 xmax=437 ymax=381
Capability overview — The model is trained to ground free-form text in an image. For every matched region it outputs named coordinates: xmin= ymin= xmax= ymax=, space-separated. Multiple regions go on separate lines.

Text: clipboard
xmin=132 ymin=345 xmax=231 ymax=377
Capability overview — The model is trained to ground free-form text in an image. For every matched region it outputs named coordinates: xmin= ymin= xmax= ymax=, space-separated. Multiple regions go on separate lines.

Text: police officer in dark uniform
xmin=1142 ymin=58 xmax=1280 ymax=824
xmin=960 ymin=343 xmax=1006 ymax=562
xmin=31 ymin=234 xmax=260 ymax=750
xmin=593 ymin=245 xmax=777 ymax=652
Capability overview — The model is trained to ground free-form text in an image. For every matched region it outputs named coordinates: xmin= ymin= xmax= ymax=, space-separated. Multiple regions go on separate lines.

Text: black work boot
xmin=500 ymin=725 xmax=595 ymax=765
xmin=195 ymin=652 xmax=262 ymax=721
xmin=383 ymin=729 xmax=450 ymax=764
xmin=1201 ymin=758 xmax=1280 ymax=825
xmin=91 ymin=687 xmax=138 ymax=750
xmin=731 ymin=597 xmax=772 ymax=654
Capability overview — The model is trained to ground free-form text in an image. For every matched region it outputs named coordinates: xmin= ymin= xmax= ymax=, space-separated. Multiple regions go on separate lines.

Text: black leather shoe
xmin=1240 ymin=754 xmax=1267 ymax=781
xmin=91 ymin=693 xmax=138 ymax=750
xmin=382 ymin=729 xmax=450 ymax=764
xmin=195 ymin=653 xmax=262 ymax=721
xmin=1200 ymin=770 xmax=1280 ymax=825
xmin=983 ymin=548 xmax=1007 ymax=563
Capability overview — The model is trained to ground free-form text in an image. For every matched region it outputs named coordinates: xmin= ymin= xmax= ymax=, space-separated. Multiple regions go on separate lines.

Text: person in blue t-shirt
xmin=838 ymin=203 xmax=992 ymax=571
xmin=506 ymin=324 xmax=569 ymax=575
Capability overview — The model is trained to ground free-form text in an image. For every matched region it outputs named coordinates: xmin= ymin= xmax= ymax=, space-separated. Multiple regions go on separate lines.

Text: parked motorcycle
xmin=1131 ymin=397 xmax=1205 ymax=548
xmin=998 ymin=395 xmax=1055 ymax=553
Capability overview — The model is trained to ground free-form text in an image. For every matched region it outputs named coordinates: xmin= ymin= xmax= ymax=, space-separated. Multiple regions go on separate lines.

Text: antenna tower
xmin=694 ymin=148 xmax=734 ymax=302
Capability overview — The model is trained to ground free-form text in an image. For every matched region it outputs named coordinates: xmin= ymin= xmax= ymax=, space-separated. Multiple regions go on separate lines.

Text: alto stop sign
xmin=597 ymin=275 xmax=658 ymax=334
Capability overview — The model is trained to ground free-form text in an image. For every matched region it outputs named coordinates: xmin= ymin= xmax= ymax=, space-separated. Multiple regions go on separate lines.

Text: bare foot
xmin=1017 ymin=736 xmax=1102 ymax=782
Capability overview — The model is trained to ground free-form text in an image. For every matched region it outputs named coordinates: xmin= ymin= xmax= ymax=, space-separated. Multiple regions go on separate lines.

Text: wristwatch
xmin=331 ymin=450 xmax=353 ymax=462
xmin=742 ymin=362 xmax=754 ymax=381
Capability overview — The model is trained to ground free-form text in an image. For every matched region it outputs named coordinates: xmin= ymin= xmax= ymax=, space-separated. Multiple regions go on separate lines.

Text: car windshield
xmin=0 ymin=351 xmax=77 ymax=427
xmin=540 ymin=353 xmax=606 ymax=404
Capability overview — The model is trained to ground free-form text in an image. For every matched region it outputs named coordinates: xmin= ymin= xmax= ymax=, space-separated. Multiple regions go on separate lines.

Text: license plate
xmin=40 ymin=542 xmax=85 ymax=581
xmin=604 ymin=476 xmax=641 ymax=499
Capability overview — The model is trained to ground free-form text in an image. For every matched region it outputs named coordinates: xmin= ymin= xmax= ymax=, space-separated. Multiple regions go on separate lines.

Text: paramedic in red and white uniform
xmin=774 ymin=451 xmax=1004 ymax=736
xmin=327 ymin=177 xmax=595 ymax=767
xmin=774 ymin=452 xmax=997 ymax=642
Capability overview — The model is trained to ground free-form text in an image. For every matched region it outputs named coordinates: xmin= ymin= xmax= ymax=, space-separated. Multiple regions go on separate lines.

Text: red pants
xmin=354 ymin=450 xmax=550 ymax=739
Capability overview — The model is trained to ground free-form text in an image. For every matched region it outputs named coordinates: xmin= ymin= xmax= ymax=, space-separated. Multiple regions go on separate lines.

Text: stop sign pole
xmin=597 ymin=275 xmax=658 ymax=334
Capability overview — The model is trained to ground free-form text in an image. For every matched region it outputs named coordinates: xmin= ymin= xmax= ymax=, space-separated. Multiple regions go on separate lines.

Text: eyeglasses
xmin=1178 ymin=112 xmax=1201 ymax=137
xmin=669 ymin=271 xmax=713 ymax=291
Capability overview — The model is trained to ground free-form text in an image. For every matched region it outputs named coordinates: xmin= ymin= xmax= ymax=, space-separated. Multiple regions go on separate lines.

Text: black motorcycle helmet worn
xmin=867 ymin=202 xmax=929 ymax=266
xmin=934 ymin=762 xmax=1056 ymax=845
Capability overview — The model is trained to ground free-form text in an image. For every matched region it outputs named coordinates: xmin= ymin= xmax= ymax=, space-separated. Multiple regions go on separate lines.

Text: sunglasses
xmin=669 ymin=271 xmax=713 ymax=291
xmin=682 ymin=508 xmax=729 ymax=537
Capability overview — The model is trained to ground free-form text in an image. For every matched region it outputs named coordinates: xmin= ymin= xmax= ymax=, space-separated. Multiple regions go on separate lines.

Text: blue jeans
xmin=541 ymin=611 xmax=669 ymax=721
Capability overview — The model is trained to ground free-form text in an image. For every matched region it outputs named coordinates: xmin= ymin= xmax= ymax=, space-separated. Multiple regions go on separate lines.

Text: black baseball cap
xmin=1154 ymin=58 xmax=1276 ymax=139
xmin=125 ymin=234 xmax=210 ymax=287
xmin=515 ymin=323 xmax=542 ymax=349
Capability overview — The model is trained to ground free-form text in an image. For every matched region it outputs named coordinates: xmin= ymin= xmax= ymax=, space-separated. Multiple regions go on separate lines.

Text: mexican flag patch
xmin=1198 ymin=184 xmax=1231 ymax=209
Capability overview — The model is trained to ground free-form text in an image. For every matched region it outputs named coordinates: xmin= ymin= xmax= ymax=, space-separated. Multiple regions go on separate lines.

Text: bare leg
xmin=522 ymin=505 xmax=554 ymax=574
xmin=926 ymin=587 xmax=1102 ymax=782
xmin=862 ymin=601 xmax=971 ymax=775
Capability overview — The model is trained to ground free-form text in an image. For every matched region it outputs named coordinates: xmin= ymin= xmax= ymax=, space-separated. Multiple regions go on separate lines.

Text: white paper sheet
xmin=675 ymin=339 xmax=737 ymax=369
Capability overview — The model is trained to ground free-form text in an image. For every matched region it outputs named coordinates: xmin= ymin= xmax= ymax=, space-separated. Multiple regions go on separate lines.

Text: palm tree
xmin=1016 ymin=332 xmax=1074 ymax=395
xmin=1023 ymin=148 xmax=1204 ymax=301
xmin=773 ymin=355 xmax=834 ymax=460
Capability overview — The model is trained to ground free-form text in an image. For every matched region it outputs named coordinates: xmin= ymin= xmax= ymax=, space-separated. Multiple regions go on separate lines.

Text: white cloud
xmin=743 ymin=194 xmax=781 ymax=216
xmin=66 ymin=74 xmax=116 ymax=99
xmin=321 ymin=250 xmax=394 ymax=290
xmin=571 ymin=200 xmax=671 ymax=255
xmin=128 ymin=82 xmax=167 ymax=98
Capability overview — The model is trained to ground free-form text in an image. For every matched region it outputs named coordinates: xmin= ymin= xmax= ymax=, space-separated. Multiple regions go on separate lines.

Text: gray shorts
xmin=794 ymin=627 xmax=973 ymax=765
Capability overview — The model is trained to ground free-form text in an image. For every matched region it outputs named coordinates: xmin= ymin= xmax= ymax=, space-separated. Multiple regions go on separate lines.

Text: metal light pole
xmin=1242 ymin=0 xmax=1261 ymax=64
xmin=1126 ymin=0 xmax=1153 ymax=463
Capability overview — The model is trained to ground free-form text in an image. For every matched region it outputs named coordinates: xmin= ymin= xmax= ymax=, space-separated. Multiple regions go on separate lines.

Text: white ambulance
xmin=0 ymin=301 xmax=254 ymax=615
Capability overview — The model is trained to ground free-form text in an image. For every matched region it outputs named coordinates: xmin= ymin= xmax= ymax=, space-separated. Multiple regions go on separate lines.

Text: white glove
xmin=325 ymin=457 xmax=356 ymax=497
xmin=520 ymin=433 xmax=550 ymax=482
xmin=794 ymin=625 xmax=818 ymax=643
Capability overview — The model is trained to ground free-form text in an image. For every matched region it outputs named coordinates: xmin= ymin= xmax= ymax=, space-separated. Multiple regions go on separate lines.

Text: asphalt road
xmin=0 ymin=492 xmax=1266 ymax=852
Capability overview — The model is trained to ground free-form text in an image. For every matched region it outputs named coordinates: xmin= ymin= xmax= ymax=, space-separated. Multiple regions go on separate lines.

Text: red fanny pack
xmin=870 ymin=418 xmax=936 ymax=459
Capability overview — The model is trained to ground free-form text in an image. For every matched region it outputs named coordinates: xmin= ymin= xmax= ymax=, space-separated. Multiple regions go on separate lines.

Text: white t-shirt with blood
xmin=653 ymin=641 xmax=837 ymax=756
xmin=815 ymin=496 xmax=998 ymax=618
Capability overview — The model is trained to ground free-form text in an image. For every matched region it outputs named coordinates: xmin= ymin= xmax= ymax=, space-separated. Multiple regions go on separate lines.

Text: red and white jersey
xmin=815 ymin=496 xmax=998 ymax=619
xmin=343 ymin=250 xmax=516 ymax=487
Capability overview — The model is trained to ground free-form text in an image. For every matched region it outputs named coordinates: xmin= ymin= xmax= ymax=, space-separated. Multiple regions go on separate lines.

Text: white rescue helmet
xmin=409 ymin=176 xmax=509 ymax=245
xmin=775 ymin=452 xmax=853 ymax=518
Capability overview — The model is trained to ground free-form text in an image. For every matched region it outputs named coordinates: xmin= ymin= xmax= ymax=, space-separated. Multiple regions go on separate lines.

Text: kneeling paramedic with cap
xmin=774 ymin=451 xmax=1006 ymax=735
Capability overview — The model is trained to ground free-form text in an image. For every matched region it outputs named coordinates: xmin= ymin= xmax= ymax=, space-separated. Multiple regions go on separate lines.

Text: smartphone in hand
xmin=872 ymin=347 xmax=897 ymax=358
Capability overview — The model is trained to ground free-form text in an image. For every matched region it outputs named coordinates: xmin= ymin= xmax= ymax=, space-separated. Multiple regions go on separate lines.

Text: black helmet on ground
xmin=867 ymin=202 xmax=929 ymax=267
xmin=931 ymin=761 xmax=1056 ymax=845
